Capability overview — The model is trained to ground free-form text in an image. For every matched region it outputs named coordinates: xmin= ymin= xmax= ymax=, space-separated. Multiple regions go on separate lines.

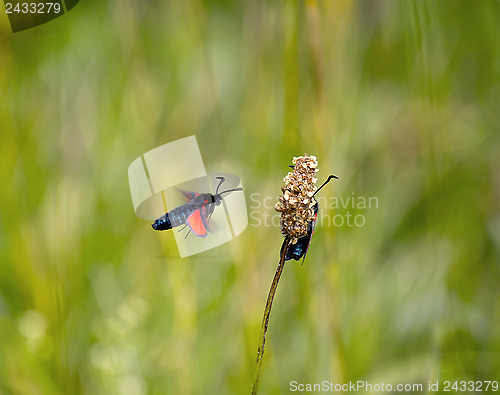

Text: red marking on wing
xmin=180 ymin=190 xmax=200 ymax=202
xmin=186 ymin=207 xmax=208 ymax=237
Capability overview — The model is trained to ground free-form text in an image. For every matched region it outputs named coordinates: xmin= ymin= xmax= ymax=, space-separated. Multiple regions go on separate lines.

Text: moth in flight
xmin=152 ymin=177 xmax=243 ymax=238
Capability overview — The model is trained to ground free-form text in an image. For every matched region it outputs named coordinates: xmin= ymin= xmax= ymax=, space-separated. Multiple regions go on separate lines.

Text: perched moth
xmin=281 ymin=174 xmax=338 ymax=262
xmin=275 ymin=155 xmax=338 ymax=263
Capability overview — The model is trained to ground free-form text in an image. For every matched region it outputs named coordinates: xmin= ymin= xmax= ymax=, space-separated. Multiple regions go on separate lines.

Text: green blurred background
xmin=1 ymin=1 xmax=499 ymax=394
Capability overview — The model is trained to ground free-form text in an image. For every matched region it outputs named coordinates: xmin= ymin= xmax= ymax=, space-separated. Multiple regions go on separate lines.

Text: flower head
xmin=275 ymin=154 xmax=319 ymax=243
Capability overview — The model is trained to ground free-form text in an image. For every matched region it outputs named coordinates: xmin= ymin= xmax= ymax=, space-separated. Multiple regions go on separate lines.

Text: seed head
xmin=275 ymin=154 xmax=318 ymax=243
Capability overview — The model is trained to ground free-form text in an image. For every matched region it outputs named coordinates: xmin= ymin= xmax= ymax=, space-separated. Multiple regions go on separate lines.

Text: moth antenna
xmin=215 ymin=177 xmax=225 ymax=195
xmin=313 ymin=175 xmax=339 ymax=197
xmin=219 ymin=187 xmax=243 ymax=195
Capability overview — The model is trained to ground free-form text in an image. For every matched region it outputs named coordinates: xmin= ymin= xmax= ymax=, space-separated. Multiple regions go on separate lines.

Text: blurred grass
xmin=1 ymin=0 xmax=499 ymax=394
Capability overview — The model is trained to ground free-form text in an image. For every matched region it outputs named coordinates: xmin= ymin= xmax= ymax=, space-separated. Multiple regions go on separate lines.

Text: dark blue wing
xmin=300 ymin=215 xmax=317 ymax=264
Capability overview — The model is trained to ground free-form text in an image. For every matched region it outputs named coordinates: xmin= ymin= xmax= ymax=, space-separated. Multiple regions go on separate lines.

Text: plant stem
xmin=252 ymin=237 xmax=291 ymax=395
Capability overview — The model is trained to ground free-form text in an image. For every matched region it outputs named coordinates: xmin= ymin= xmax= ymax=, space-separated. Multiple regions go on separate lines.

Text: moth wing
xmin=300 ymin=230 xmax=314 ymax=264
xmin=300 ymin=212 xmax=318 ymax=264
xmin=186 ymin=206 xmax=210 ymax=237
xmin=179 ymin=190 xmax=199 ymax=202
xmin=203 ymin=203 xmax=216 ymax=233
